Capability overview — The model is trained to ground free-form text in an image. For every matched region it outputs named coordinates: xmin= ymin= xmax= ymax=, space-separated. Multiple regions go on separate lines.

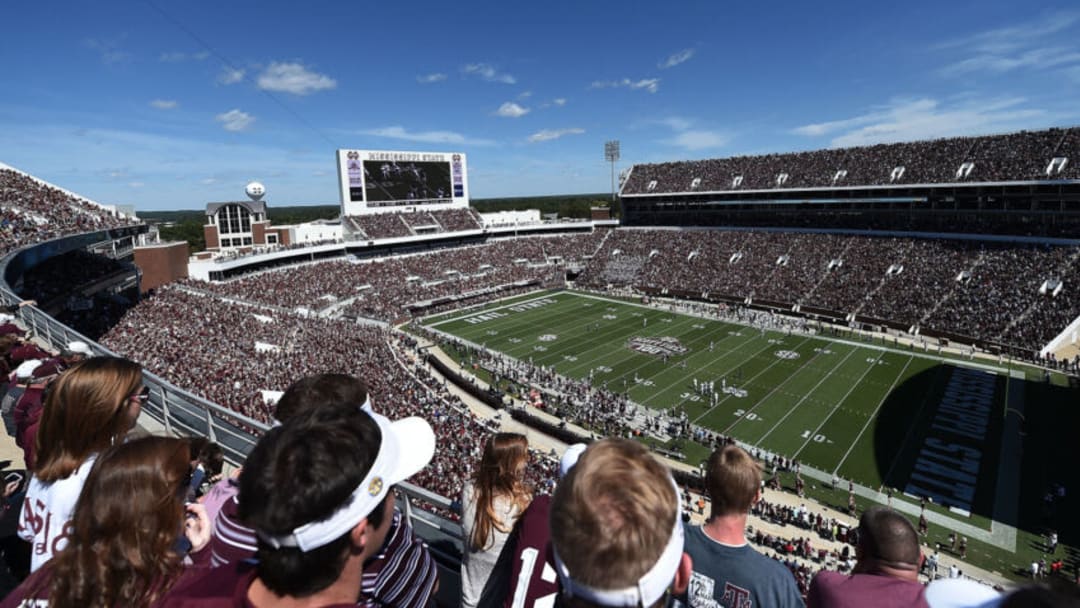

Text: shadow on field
xmin=873 ymin=364 xmax=1080 ymax=560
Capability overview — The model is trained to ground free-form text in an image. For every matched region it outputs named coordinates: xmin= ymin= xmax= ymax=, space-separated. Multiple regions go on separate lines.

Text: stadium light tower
xmin=604 ymin=140 xmax=620 ymax=202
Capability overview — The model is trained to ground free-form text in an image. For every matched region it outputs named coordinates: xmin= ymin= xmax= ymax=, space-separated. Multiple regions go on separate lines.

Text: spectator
xmin=680 ymin=444 xmax=803 ymax=608
xmin=184 ymin=438 xmax=224 ymax=503
xmin=0 ymin=436 xmax=211 ymax=607
xmin=11 ymin=360 xmax=63 ymax=472
xmin=208 ymin=372 xmax=440 ymax=608
xmin=549 ymin=438 xmax=691 ymax=608
xmin=17 ymin=356 xmax=146 ymax=572
xmin=461 ymin=433 xmax=533 ymax=608
xmin=497 ymin=443 xmax=588 ymax=608
xmin=160 ymin=402 xmax=435 ymax=607
xmin=806 ymin=506 xmax=927 ymax=608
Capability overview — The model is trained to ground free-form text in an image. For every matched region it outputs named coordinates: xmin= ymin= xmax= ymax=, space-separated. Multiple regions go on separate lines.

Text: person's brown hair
xmin=34 ymin=357 xmax=144 ymax=482
xmin=468 ymin=432 xmax=531 ymax=551
xmin=549 ymin=439 xmax=678 ymax=600
xmin=46 ymin=436 xmax=191 ymax=607
xmin=704 ymin=444 xmax=761 ymax=517
xmin=273 ymin=373 xmax=369 ymax=423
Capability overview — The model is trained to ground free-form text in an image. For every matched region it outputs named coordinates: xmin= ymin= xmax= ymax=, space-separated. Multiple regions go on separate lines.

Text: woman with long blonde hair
xmin=460 ymin=433 xmax=533 ymax=608
xmin=2 ymin=436 xmax=210 ymax=607
xmin=17 ymin=356 xmax=147 ymax=572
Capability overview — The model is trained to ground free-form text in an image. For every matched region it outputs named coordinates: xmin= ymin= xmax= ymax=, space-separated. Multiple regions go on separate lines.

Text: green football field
xmin=424 ymin=290 xmax=1014 ymax=520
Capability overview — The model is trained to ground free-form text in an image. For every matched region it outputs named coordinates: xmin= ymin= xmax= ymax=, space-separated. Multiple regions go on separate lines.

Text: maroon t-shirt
xmin=502 ymin=495 xmax=559 ymax=608
xmin=807 ymin=571 xmax=928 ymax=608
xmin=159 ymin=562 xmax=358 ymax=608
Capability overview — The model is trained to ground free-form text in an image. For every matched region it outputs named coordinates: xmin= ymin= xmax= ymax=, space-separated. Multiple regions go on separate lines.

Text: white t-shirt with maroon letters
xmin=17 ymin=454 xmax=97 ymax=572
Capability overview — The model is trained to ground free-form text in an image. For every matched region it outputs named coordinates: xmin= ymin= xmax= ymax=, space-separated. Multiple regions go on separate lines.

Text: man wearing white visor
xmin=549 ymin=439 xmax=692 ymax=608
xmin=162 ymin=403 xmax=435 ymax=607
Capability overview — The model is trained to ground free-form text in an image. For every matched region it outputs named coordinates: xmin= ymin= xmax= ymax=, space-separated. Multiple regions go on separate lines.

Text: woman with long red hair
xmin=460 ymin=432 xmax=533 ymax=608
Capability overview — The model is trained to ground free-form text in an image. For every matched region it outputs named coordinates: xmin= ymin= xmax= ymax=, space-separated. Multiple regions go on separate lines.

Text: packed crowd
xmin=182 ymin=232 xmax=606 ymax=322
xmin=345 ymin=208 xmax=484 ymax=240
xmin=0 ymin=168 xmax=135 ymax=257
xmin=622 ymin=127 xmax=1079 ymax=195
xmin=95 ymin=285 xmax=564 ymax=507
xmin=579 ymin=229 xmax=1080 ymax=353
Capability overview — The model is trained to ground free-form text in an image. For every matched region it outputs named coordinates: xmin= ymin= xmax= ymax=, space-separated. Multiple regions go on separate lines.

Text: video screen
xmin=361 ymin=160 xmax=453 ymax=206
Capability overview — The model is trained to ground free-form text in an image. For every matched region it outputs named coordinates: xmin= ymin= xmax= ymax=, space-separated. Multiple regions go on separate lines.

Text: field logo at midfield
xmin=775 ymin=350 xmax=800 ymax=360
xmin=628 ymin=336 xmax=688 ymax=357
xmin=538 ymin=334 xmax=558 ymax=342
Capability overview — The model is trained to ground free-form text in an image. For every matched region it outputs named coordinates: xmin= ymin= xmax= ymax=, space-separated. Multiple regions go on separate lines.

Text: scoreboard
xmin=336 ymin=149 xmax=469 ymax=216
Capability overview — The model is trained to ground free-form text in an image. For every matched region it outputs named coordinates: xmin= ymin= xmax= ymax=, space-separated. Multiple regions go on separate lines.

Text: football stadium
xmin=3 ymin=4 xmax=1080 ymax=606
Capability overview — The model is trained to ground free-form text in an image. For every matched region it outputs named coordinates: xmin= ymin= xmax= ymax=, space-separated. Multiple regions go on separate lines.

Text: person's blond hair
xmin=704 ymin=444 xmax=761 ymax=517
xmin=550 ymin=439 xmax=677 ymax=605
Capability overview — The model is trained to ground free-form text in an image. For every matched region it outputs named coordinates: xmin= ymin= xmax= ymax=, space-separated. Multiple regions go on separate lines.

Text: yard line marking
xmin=792 ymin=350 xmax=891 ymax=459
xmin=754 ymin=347 xmax=860 ymax=444
xmin=832 ymin=355 xmax=914 ymax=474
xmin=691 ymin=336 xmax=818 ymax=426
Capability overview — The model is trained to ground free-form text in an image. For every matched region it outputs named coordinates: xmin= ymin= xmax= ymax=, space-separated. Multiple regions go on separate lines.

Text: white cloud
xmin=942 ymin=46 xmax=1080 ymax=77
xmin=662 ymin=130 xmax=729 ymax=150
xmin=652 ymin=116 xmax=727 ymax=151
xmin=658 ymin=116 xmax=692 ymax=131
xmin=552 ymin=98 xmax=567 ymax=106
xmin=256 ymin=62 xmax=337 ymax=95
xmin=84 ymin=38 xmax=128 ymax=64
xmin=660 ymin=49 xmax=695 ymax=69
xmin=360 ymin=125 xmax=496 ymax=146
xmin=417 ymin=72 xmax=447 ymax=84
xmin=218 ymin=67 xmax=245 ymax=85
xmin=462 ymin=63 xmax=516 ymax=84
xmin=589 ymin=78 xmax=660 ymax=93
xmin=159 ymin=50 xmax=209 ymax=62
xmin=149 ymin=99 xmax=178 ymax=110
xmin=216 ymin=109 xmax=255 ymax=132
xmin=791 ymin=97 xmax=1051 ymax=147
xmin=527 ymin=128 xmax=585 ymax=143
xmin=936 ymin=11 xmax=1080 ymax=53
xmin=128 ymin=181 xmax=144 ymax=188
xmin=937 ymin=11 xmax=1080 ymax=77
xmin=495 ymin=102 xmax=530 ymax=118
xmin=518 ymin=91 xmax=532 ymax=99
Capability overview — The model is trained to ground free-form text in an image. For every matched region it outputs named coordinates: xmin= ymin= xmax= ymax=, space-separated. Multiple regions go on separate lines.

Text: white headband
xmin=552 ymin=483 xmax=685 ymax=607
xmin=258 ymin=408 xmax=433 ymax=552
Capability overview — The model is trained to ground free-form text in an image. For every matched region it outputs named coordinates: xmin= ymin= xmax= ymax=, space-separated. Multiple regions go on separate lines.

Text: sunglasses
xmin=131 ymin=386 xmax=151 ymax=403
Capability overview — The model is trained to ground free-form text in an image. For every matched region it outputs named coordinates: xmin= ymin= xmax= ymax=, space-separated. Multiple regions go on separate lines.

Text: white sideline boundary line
xmin=832 ymin=355 xmax=915 ymax=474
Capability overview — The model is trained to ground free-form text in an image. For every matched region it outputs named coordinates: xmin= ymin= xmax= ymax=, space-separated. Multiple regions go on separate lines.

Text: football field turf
xmin=424 ymin=290 xmax=1014 ymax=520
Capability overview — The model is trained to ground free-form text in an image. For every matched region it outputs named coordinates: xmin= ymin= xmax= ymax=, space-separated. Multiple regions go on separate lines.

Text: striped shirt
xmin=209 ymin=486 xmax=438 ymax=608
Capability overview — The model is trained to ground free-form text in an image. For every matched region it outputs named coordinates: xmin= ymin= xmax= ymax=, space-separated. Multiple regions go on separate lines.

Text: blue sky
xmin=1 ymin=0 xmax=1079 ymax=211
